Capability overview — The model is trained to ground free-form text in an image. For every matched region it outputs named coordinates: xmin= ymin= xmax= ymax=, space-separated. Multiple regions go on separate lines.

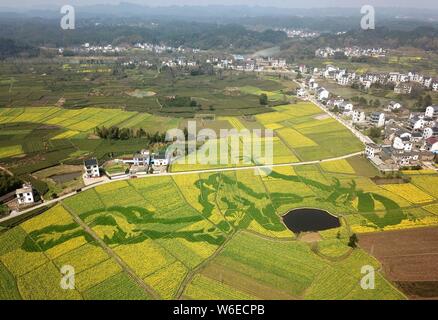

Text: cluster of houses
xmin=365 ymin=106 xmax=438 ymax=171
xmin=134 ymin=42 xmax=200 ymax=54
xmin=302 ymin=64 xmax=438 ymax=93
xmin=215 ymin=56 xmax=288 ymax=72
xmin=161 ymin=58 xmax=198 ymax=68
xmin=59 ymin=42 xmax=201 ymax=57
xmin=73 ymin=43 xmax=128 ymax=54
xmin=315 ymin=47 xmax=387 ymax=59
xmin=299 ymin=73 xmax=438 ymax=172
xmin=274 ymin=28 xmax=320 ymax=39
xmin=83 ymin=151 xmax=171 ymax=181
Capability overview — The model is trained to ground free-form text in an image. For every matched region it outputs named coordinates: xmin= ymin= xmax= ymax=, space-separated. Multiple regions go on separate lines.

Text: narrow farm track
xmin=62 ymin=204 xmax=161 ymax=300
xmin=0 ymin=165 xmax=13 ymax=176
xmin=175 ymin=231 xmax=237 ymax=299
xmin=0 ymin=151 xmax=364 ymax=223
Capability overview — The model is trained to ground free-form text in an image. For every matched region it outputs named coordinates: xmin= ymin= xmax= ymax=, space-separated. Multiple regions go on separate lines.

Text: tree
xmin=0 ymin=173 xmax=22 ymax=197
xmin=348 ymin=234 xmax=359 ymax=248
xmin=259 ymin=93 xmax=268 ymax=106
xmin=369 ymin=127 xmax=382 ymax=140
xmin=359 ymin=97 xmax=368 ymax=106
xmin=373 ymin=99 xmax=381 ymax=108
xmin=0 ymin=204 xmax=9 ymax=217
xmin=423 ymin=94 xmax=432 ymax=108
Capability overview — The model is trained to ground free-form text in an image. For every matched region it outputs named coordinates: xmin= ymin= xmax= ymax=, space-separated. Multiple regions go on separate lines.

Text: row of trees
xmin=414 ymin=94 xmax=433 ymax=110
xmin=0 ymin=173 xmax=22 ymax=197
xmin=351 ymin=96 xmax=382 ymax=108
xmin=94 ymin=126 xmax=167 ymax=143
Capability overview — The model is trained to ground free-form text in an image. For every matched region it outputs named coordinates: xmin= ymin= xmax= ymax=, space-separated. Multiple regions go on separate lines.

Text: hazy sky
xmin=2 ymin=0 xmax=438 ymax=9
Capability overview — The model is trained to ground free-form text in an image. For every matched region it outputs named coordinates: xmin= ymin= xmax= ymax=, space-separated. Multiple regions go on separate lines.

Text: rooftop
xmin=84 ymin=158 xmax=98 ymax=167
xmin=16 ymin=185 xmax=32 ymax=194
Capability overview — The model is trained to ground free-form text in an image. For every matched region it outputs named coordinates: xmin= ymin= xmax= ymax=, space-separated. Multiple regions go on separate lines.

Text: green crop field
xmin=2 ymin=158 xmax=437 ymax=299
xmin=0 ymin=60 xmax=436 ymax=300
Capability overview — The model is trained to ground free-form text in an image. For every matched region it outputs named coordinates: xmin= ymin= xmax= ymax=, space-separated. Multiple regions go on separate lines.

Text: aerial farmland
xmin=1 ymin=2 xmax=438 ymax=304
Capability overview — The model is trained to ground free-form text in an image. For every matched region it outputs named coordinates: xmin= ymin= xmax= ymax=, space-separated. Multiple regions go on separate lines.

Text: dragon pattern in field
xmin=23 ymin=170 xmax=405 ymax=252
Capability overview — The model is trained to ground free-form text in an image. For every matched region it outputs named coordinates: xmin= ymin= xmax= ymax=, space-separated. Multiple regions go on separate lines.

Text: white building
xmin=423 ymin=127 xmax=438 ymax=139
xmin=84 ymin=158 xmax=100 ymax=178
xmin=393 ymin=136 xmax=413 ymax=152
xmin=352 ymin=110 xmax=366 ymax=124
xmin=297 ymin=88 xmax=307 ymax=98
xmin=339 ymin=102 xmax=354 ymax=115
xmin=408 ymin=116 xmax=426 ymax=131
xmin=308 ymin=78 xmax=319 ymax=90
xmin=423 ymin=77 xmax=433 ymax=88
xmin=425 ymin=105 xmax=438 ymax=119
xmin=337 ymin=74 xmax=351 ymax=86
xmin=370 ymin=112 xmax=386 ymax=127
xmin=151 ymin=154 xmax=170 ymax=167
xmin=316 ymin=88 xmax=329 ymax=101
xmin=389 ymin=72 xmax=401 ymax=83
xmin=388 ymin=101 xmax=402 ymax=111
xmin=394 ymin=83 xmax=413 ymax=95
xmin=365 ymin=143 xmax=382 ymax=158
xmin=16 ymin=184 xmax=35 ymax=205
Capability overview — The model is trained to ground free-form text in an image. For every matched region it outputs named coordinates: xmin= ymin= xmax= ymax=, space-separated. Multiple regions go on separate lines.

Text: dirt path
xmin=0 ymin=165 xmax=13 ymax=176
xmin=175 ymin=232 xmax=237 ymax=299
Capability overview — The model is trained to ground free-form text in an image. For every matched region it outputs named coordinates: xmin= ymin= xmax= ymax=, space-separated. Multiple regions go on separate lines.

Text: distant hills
xmin=0 ymin=4 xmax=437 ymax=21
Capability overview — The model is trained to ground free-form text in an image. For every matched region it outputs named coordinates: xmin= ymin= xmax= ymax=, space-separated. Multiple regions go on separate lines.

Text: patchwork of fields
xmin=171 ymin=101 xmax=363 ymax=171
xmin=0 ymin=107 xmax=183 ymax=178
xmin=0 ymin=96 xmax=436 ymax=300
xmin=1 ymin=158 xmax=437 ymax=300
xmin=0 ymin=64 xmax=293 ymax=117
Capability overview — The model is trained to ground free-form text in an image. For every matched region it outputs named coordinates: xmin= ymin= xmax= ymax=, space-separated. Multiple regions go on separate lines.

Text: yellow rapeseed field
xmin=0 ymin=145 xmax=23 ymax=158
xmin=276 ymin=128 xmax=318 ymax=148
xmin=255 ymin=112 xmax=293 ymax=124
xmin=114 ymin=240 xmax=175 ymax=278
xmin=74 ymin=259 xmax=122 ymax=292
xmin=320 ymin=160 xmax=355 ymax=174
xmin=143 ymin=261 xmax=188 ymax=299
xmin=381 ymin=184 xmax=434 ymax=204
xmin=21 ymin=205 xmax=73 ymax=233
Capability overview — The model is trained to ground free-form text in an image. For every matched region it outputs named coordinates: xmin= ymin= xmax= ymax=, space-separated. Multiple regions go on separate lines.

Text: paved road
xmin=0 ymin=150 xmax=363 ymax=223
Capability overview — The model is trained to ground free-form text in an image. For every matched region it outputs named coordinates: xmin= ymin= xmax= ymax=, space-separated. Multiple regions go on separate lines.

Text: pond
xmin=50 ymin=171 xmax=82 ymax=184
xmin=282 ymin=208 xmax=341 ymax=234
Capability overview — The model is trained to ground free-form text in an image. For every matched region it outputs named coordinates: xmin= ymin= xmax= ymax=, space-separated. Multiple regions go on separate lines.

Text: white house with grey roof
xmin=16 ymin=184 xmax=35 ymax=205
xmin=370 ymin=112 xmax=386 ymax=127
xmin=425 ymin=105 xmax=438 ymax=119
xmin=423 ymin=126 xmax=438 ymax=139
xmin=83 ymin=158 xmax=100 ymax=178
